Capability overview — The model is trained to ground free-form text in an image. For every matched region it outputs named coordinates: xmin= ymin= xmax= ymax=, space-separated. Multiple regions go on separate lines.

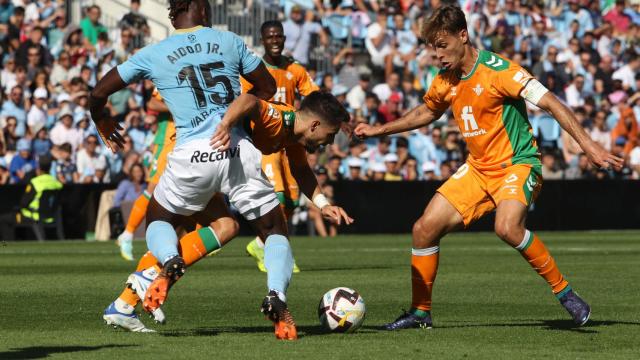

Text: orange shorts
xmin=147 ymin=140 xmax=175 ymax=184
xmin=262 ymin=149 xmax=300 ymax=211
xmin=437 ymin=162 xmax=542 ymax=227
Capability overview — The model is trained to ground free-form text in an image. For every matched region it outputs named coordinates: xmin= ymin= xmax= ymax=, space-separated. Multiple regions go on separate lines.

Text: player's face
xmin=432 ymin=31 xmax=467 ymax=71
xmin=302 ymin=120 xmax=340 ymax=153
xmin=261 ymin=27 xmax=285 ymax=58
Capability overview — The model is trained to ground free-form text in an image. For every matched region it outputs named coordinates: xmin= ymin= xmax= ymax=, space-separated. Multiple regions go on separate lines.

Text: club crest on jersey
xmin=472 ymin=83 xmax=483 ymax=96
xmin=286 ymin=72 xmax=293 ymax=80
xmin=450 ymin=86 xmax=457 ymax=96
xmin=188 ymin=34 xmax=196 ymax=43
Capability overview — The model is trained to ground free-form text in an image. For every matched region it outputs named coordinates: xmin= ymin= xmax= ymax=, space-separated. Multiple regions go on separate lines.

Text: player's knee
xmin=412 ymin=218 xmax=437 ymax=248
xmin=214 ymin=217 xmax=239 ymax=243
xmin=494 ymin=220 xmax=517 ymax=243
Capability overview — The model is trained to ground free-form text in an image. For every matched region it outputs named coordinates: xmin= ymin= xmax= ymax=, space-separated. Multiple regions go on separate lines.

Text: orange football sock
xmin=136 ymin=251 xmax=161 ymax=272
xmin=410 ymin=246 xmax=440 ymax=314
xmin=125 ymin=191 xmax=151 ymax=233
xmin=178 ymin=226 xmax=221 ymax=266
xmin=118 ymin=287 xmax=140 ymax=307
xmin=517 ymin=230 xmax=569 ymax=295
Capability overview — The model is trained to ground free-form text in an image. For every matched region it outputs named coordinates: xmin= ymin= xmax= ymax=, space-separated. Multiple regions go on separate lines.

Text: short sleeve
xmin=294 ymin=65 xmax=319 ymax=97
xmin=494 ymin=63 xmax=534 ymax=99
xmin=236 ymin=36 xmax=261 ymax=75
xmin=116 ymin=48 xmax=152 ymax=83
xmin=422 ymin=77 xmax=449 ymax=113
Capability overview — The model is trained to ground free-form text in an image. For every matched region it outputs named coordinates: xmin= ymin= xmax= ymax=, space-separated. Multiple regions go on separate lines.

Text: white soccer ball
xmin=317 ymin=287 xmax=366 ymax=333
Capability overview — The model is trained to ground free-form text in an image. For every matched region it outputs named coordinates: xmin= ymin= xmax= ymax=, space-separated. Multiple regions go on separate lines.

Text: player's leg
xmin=492 ymin=166 xmax=589 ymax=326
xmin=246 ymin=151 xmax=286 ymax=272
xmin=280 ymin=152 xmax=301 ymax=272
xmin=385 ymin=163 xmax=493 ymax=330
xmin=247 ymin=205 xmax=298 ymax=340
xmin=384 ymin=193 xmax=464 ymax=330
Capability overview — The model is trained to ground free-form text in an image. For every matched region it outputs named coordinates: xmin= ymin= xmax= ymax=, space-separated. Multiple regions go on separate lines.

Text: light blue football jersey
xmin=117 ymin=26 xmax=261 ymax=146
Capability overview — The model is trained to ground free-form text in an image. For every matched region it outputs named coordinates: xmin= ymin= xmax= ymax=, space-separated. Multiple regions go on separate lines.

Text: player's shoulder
xmin=476 ymin=50 xmax=513 ymax=73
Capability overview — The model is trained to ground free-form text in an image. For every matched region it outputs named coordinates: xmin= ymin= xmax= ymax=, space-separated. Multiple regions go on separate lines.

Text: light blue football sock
xmin=146 ymin=220 xmax=179 ymax=265
xmin=264 ymin=234 xmax=293 ymax=301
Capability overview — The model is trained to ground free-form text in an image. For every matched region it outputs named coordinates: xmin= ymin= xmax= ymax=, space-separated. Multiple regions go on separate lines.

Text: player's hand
xmin=95 ymin=118 xmax=125 ymax=153
xmin=210 ymin=123 xmax=231 ymax=151
xmin=583 ymin=140 xmax=624 ymax=171
xmin=321 ymin=205 xmax=354 ymax=226
xmin=353 ymin=123 xmax=377 ymax=139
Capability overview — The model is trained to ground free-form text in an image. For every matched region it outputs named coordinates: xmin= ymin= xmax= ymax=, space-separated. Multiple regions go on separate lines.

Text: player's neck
xmin=459 ymin=46 xmax=479 ymax=78
xmin=291 ymin=112 xmax=305 ymax=140
xmin=172 ymin=16 xmax=204 ymax=30
xmin=263 ymin=54 xmax=283 ymax=68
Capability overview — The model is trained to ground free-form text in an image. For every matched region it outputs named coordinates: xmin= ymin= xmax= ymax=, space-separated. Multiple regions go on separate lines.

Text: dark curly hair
xmin=299 ymin=91 xmax=350 ymax=127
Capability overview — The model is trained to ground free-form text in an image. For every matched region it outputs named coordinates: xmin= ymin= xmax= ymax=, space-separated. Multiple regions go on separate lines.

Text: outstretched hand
xmin=320 ymin=205 xmax=354 ymax=226
xmin=95 ymin=118 xmax=125 ymax=153
xmin=583 ymin=141 xmax=624 ymax=171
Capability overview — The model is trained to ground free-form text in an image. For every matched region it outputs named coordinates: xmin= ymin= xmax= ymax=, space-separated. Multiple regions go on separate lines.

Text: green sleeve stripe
xmin=198 ymin=227 xmax=221 ymax=253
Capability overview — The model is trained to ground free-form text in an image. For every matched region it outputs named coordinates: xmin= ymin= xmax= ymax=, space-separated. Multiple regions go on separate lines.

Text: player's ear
xmin=310 ymin=120 xmax=321 ymax=132
xmin=460 ymin=29 xmax=468 ymax=44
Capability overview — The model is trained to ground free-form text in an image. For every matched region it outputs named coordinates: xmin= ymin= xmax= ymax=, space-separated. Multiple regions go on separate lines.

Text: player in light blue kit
xmin=90 ymin=0 xmax=301 ymax=340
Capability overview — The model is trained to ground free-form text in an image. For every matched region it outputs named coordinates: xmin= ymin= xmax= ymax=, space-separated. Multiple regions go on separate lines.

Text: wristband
xmin=313 ymin=194 xmax=330 ymax=209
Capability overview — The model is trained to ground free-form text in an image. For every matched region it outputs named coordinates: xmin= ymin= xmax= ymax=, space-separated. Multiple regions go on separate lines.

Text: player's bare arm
xmin=242 ymin=62 xmax=277 ymax=100
xmin=147 ymin=96 xmax=169 ymax=113
xmin=209 ymin=93 xmax=262 ymax=151
xmin=89 ymin=67 xmax=128 ymax=152
xmin=288 ymin=155 xmax=354 ymax=226
xmin=354 ymin=104 xmax=442 ymax=138
xmin=536 ymin=92 xmax=624 ymax=170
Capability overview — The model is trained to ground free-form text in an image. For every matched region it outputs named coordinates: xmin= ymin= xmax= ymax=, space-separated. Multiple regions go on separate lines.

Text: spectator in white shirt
xmin=372 ymin=72 xmax=401 ymax=104
xmin=27 ymin=87 xmax=48 ymax=136
xmin=564 ymin=74 xmax=591 ymax=108
xmin=590 ymin=110 xmax=611 ymax=151
xmin=365 ymin=10 xmax=393 ymax=70
xmin=49 ymin=108 xmax=82 ymax=151
xmin=76 ymin=134 xmax=110 ymax=183
xmin=346 ymin=73 xmax=370 ymax=111
xmin=612 ymin=53 xmax=640 ymax=91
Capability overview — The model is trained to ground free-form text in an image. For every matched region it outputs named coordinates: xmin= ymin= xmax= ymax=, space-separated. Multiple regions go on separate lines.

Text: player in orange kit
xmin=116 ymin=89 xmax=175 ymax=261
xmin=241 ymin=20 xmax=319 ymax=272
xmin=103 ymin=91 xmax=353 ymax=338
xmin=355 ymin=5 xmax=623 ymax=330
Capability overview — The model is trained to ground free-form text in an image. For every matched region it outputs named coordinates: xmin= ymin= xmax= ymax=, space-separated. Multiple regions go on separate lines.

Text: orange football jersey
xmin=244 ymin=100 xmax=307 ymax=167
xmin=241 ymin=57 xmax=319 ymax=105
xmin=424 ymin=50 xmax=540 ymax=171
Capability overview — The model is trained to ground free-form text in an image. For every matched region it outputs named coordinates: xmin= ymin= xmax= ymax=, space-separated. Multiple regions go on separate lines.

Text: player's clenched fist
xmin=354 ymin=123 xmax=378 ymax=139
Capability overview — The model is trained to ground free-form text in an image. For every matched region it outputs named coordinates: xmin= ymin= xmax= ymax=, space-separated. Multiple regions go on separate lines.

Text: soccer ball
xmin=317 ymin=287 xmax=366 ymax=333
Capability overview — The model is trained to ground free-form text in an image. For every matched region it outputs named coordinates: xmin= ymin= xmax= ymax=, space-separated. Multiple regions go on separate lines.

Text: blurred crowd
xmin=0 ymin=0 xmax=639 ymax=192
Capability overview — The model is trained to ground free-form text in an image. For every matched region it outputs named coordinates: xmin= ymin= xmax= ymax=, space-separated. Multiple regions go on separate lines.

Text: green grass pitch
xmin=1 ymin=231 xmax=639 ymax=359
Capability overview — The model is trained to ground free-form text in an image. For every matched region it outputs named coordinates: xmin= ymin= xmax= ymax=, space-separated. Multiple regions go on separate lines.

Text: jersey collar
xmin=173 ymin=25 xmax=204 ymax=35
xmin=460 ymin=49 xmax=483 ymax=81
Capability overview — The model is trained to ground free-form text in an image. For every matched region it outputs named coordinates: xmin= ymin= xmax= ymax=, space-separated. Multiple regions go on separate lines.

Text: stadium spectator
xmin=332 ymin=47 xmax=360 ymax=90
xmin=32 ymin=128 xmax=51 ymax=159
xmin=372 ymin=71 xmax=400 ymax=104
xmin=9 ymin=138 xmax=35 ymax=183
xmin=630 ymin=144 xmax=640 ymax=179
xmin=112 ymin=163 xmax=146 ymax=209
xmin=383 ymin=153 xmax=401 ymax=181
xmin=3 ymin=116 xmax=19 ymax=152
xmin=2 ymin=85 xmax=27 ymax=137
xmin=49 ymin=108 xmax=82 ymax=151
xmin=591 ymin=110 xmax=612 ymax=151
xmin=612 ymin=52 xmax=640 ymax=91
xmin=542 ymin=152 xmax=563 ymax=180
xmin=565 ymin=153 xmax=595 ymax=180
xmin=421 ymin=161 xmax=438 ymax=180
xmin=283 ymin=5 xmax=328 ymax=67
xmin=346 ymin=73 xmax=370 ymax=111
xmin=326 ymin=155 xmax=343 ymax=181
xmin=27 ymin=88 xmax=48 ymax=136
xmin=76 ymin=135 xmax=110 ymax=183
xmin=52 ymin=143 xmax=78 ymax=184
xmin=346 ymin=157 xmax=366 ymax=180
xmin=365 ymin=8 xmax=393 ymax=74
xmin=610 ymin=107 xmax=638 ymax=155
xmin=80 ymin=5 xmax=107 ymax=47
xmin=370 ymin=162 xmax=386 ymax=181
xmin=118 ymin=0 xmax=149 ymax=49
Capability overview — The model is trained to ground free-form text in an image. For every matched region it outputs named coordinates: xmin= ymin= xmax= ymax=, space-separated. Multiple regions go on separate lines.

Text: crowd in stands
xmin=0 ymin=0 xmax=639 ymax=194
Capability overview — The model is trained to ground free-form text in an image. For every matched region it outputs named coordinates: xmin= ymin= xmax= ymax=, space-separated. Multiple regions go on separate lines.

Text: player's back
xmin=117 ymin=26 xmax=261 ymax=146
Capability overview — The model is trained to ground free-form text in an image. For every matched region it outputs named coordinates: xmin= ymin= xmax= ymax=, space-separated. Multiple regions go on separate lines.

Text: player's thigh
xmin=413 ymin=192 xmax=464 ymax=248
xmin=153 ymin=138 xmax=225 ymax=216
xmin=280 ymin=151 xmax=300 ymax=204
xmin=490 ymin=164 xmax=542 ymax=245
xmin=247 ymin=203 xmax=289 ymax=240
xmin=436 ymin=163 xmax=495 ymax=228
xmin=190 ymin=193 xmax=239 ymax=245
xmin=226 ymin=136 xmax=281 ymax=225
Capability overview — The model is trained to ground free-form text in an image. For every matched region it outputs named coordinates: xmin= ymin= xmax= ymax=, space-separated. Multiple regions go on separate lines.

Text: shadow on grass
xmin=0 ymin=345 xmax=137 ymax=359
xmin=438 ymin=319 xmax=640 ymax=334
xmin=160 ymin=325 xmax=383 ymax=338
